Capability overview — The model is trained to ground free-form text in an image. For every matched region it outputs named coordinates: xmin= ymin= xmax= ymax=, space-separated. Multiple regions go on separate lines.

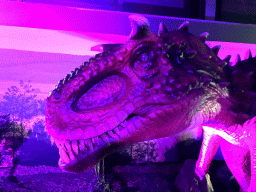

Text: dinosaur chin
xmin=46 ymin=15 xmax=230 ymax=173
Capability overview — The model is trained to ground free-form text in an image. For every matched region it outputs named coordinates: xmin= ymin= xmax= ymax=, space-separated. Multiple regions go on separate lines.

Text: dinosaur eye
xmin=134 ymin=51 xmax=155 ymax=70
xmin=139 ymin=53 xmax=148 ymax=62
xmin=132 ymin=47 xmax=159 ymax=78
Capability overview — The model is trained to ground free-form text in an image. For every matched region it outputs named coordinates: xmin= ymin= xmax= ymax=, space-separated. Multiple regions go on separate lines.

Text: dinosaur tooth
xmin=59 ymin=146 xmax=70 ymax=164
xmin=199 ymin=32 xmax=209 ymax=42
xmin=71 ymin=140 xmax=79 ymax=156
xmin=118 ymin=123 xmax=126 ymax=130
xmin=84 ymin=138 xmax=94 ymax=151
xmin=91 ymin=136 xmax=100 ymax=147
xmin=100 ymin=133 xmax=110 ymax=145
xmin=178 ymin=21 xmax=189 ymax=32
xmin=114 ymin=127 xmax=121 ymax=136
xmin=64 ymin=140 xmax=76 ymax=160
xmin=107 ymin=130 xmax=119 ymax=140
xmin=127 ymin=123 xmax=136 ymax=134
xmin=92 ymin=136 xmax=105 ymax=148
xmin=119 ymin=127 xmax=129 ymax=138
xmin=78 ymin=139 xmax=87 ymax=152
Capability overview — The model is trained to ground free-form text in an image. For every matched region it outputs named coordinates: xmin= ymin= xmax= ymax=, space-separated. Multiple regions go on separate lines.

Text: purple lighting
xmin=1 ymin=1 xmax=256 ymax=191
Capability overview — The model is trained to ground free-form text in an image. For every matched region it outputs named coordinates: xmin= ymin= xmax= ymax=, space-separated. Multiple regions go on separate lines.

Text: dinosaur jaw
xmin=53 ymin=88 xmax=204 ymax=173
xmin=56 ymin=116 xmax=137 ymax=173
xmin=54 ymin=105 xmax=171 ymax=173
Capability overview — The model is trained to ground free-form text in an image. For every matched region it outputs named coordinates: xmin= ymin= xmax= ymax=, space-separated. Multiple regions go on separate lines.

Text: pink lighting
xmin=1 ymin=2 xmax=256 ymax=191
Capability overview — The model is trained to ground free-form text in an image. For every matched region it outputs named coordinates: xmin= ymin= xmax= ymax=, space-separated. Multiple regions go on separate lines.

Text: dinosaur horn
xmin=212 ymin=45 xmax=221 ymax=56
xmin=199 ymin=32 xmax=209 ymax=42
xmin=158 ymin=22 xmax=168 ymax=36
xmin=224 ymin=55 xmax=231 ymax=63
xmin=217 ymin=55 xmax=231 ymax=68
xmin=247 ymin=49 xmax=253 ymax=59
xmin=129 ymin=15 xmax=150 ymax=40
xmin=178 ymin=21 xmax=189 ymax=32
xmin=234 ymin=54 xmax=241 ymax=64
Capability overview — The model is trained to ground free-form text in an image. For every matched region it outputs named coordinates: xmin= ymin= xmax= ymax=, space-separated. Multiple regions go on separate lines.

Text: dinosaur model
xmin=192 ymin=53 xmax=256 ymax=192
xmin=45 ymin=15 xmax=254 ymax=191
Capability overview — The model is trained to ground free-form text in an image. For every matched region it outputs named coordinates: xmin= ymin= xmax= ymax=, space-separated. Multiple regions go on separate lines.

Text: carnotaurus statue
xmin=46 ymin=15 xmax=256 ymax=191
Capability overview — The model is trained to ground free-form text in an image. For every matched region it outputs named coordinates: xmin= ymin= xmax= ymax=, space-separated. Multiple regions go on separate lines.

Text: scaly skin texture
xmin=46 ymin=15 xmax=233 ymax=180
xmin=195 ymin=54 xmax=256 ymax=192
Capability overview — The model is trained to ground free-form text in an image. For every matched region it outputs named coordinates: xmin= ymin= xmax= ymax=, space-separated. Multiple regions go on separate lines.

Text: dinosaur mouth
xmin=53 ymin=88 xmax=203 ymax=173
xmin=54 ymin=104 xmax=171 ymax=173
xmin=56 ymin=114 xmax=139 ymax=173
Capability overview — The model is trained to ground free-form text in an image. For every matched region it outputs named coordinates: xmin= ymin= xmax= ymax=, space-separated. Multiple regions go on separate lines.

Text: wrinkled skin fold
xmin=46 ymin=15 xmax=256 ymax=191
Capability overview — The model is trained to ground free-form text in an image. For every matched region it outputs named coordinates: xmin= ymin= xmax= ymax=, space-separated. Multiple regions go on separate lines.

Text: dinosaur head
xmin=46 ymin=15 xmax=229 ymax=173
